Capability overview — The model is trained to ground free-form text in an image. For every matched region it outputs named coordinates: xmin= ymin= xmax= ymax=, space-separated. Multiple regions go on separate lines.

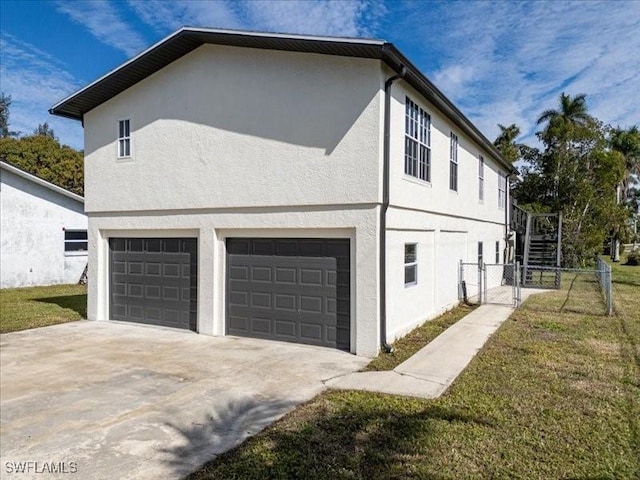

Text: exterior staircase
xmin=511 ymin=204 xmax=562 ymax=288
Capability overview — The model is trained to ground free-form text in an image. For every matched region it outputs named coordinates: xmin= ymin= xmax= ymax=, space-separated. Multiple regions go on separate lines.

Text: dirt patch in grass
xmin=362 ymin=304 xmax=476 ymax=372
xmin=0 ymin=284 xmax=87 ymax=333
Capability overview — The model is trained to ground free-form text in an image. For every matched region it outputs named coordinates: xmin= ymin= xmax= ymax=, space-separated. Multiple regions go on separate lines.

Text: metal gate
xmin=459 ymin=261 xmax=521 ymax=307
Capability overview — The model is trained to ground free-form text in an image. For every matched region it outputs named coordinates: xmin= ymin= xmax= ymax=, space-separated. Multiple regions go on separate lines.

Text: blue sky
xmin=1 ymin=0 xmax=639 ymax=150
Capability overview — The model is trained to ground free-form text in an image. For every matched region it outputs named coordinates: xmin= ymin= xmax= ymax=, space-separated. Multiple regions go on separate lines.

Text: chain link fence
xmin=460 ymin=260 xmax=613 ymax=316
xmin=459 ymin=261 xmax=520 ymax=307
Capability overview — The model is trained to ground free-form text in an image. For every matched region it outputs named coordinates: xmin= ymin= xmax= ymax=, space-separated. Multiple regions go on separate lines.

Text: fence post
xmin=607 ymin=264 xmax=613 ymax=316
xmin=516 ymin=261 xmax=521 ymax=307
xmin=483 ymin=264 xmax=488 ymax=304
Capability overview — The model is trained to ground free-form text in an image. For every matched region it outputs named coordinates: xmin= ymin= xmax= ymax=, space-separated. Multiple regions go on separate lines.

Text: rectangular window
xmin=495 ymin=240 xmax=500 ymax=263
xmin=450 ymin=132 xmax=458 ymax=191
xmin=477 ymin=241 xmax=483 ymax=266
xmin=478 ymin=155 xmax=484 ymax=201
xmin=404 ymin=243 xmax=418 ymax=286
xmin=498 ymin=172 xmax=507 ymax=209
xmin=65 ymin=230 xmax=88 ymax=252
xmin=118 ymin=119 xmax=131 ymax=158
xmin=404 ymin=97 xmax=431 ymax=182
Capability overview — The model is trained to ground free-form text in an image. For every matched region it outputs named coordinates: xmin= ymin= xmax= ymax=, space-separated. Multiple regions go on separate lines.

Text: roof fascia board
xmin=0 ymin=161 xmax=85 ymax=203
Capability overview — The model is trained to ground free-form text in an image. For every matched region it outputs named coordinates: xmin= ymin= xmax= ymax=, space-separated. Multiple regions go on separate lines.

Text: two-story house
xmin=51 ymin=27 xmax=515 ymax=357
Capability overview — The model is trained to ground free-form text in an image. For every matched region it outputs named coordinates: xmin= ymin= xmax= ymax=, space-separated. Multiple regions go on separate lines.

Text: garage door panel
xmin=109 ymin=237 xmax=197 ymax=331
xmin=226 ymin=238 xmax=350 ymax=350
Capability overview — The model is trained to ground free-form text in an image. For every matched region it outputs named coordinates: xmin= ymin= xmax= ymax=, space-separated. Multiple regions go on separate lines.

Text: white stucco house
xmin=0 ymin=161 xmax=87 ymax=288
xmin=50 ymin=28 xmax=515 ymax=357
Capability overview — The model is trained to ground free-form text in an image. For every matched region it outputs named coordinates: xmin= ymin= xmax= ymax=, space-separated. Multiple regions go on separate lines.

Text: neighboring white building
xmin=50 ymin=28 xmax=515 ymax=357
xmin=0 ymin=161 xmax=87 ymax=288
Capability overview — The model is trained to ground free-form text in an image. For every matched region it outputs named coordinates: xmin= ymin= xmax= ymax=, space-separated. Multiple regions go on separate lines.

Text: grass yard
xmin=0 ymin=284 xmax=87 ymax=333
xmin=189 ymin=258 xmax=640 ymax=479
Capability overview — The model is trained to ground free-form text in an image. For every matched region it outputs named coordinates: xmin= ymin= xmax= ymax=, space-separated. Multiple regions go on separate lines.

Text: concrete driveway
xmin=0 ymin=321 xmax=367 ymax=479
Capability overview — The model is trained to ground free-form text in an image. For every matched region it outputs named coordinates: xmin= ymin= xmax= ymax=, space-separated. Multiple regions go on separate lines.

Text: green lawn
xmin=189 ymin=259 xmax=640 ymax=479
xmin=0 ymin=284 xmax=87 ymax=333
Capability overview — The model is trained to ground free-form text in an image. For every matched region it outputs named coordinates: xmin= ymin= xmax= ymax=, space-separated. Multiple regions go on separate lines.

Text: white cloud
xmin=0 ymin=33 xmax=83 ymax=149
xmin=127 ymin=0 xmax=380 ymax=38
xmin=127 ymin=0 xmax=242 ymax=33
xmin=237 ymin=0 xmax=379 ymax=37
xmin=55 ymin=0 xmax=148 ymax=57
xmin=403 ymin=1 xmax=640 ymax=144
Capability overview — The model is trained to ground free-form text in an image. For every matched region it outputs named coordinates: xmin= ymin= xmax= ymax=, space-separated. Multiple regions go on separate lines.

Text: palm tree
xmin=537 ymin=92 xmax=590 ymax=141
xmin=493 ymin=123 xmax=522 ymax=164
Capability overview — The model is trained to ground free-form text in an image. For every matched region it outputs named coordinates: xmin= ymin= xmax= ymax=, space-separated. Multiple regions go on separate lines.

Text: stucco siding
xmin=87 ymin=204 xmax=381 ymax=357
xmin=0 ymin=168 xmax=87 ymax=288
xmin=84 ymin=44 xmax=383 ymax=213
xmin=388 ymin=79 xmax=508 ymax=225
xmin=384 ymin=209 xmax=505 ymax=342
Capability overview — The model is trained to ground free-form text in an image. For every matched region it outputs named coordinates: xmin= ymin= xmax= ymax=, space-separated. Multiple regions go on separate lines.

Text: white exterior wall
xmin=383 ymin=77 xmax=509 ymax=341
xmin=87 ymin=206 xmax=381 ymax=357
xmin=0 ymin=168 xmax=87 ymax=288
xmin=83 ymin=44 xmax=383 ymax=213
xmin=82 ymin=44 xmax=386 ymax=357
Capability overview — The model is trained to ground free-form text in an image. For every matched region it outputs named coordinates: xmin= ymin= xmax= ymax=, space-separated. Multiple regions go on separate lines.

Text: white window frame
xmin=404 ymin=97 xmax=431 ymax=182
xmin=117 ymin=118 xmax=132 ymax=159
xmin=64 ymin=229 xmax=88 ymax=255
xmin=478 ymin=155 xmax=485 ymax=202
xmin=450 ymin=132 xmax=458 ymax=191
xmin=404 ymin=243 xmax=418 ymax=287
xmin=498 ymin=171 xmax=507 ymax=209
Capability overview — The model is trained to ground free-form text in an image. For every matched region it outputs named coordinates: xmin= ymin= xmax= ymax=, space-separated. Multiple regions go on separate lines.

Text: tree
xmin=493 ymin=123 xmax=523 ymax=164
xmin=33 ymin=122 xmax=57 ymax=140
xmin=608 ymin=125 xmax=640 ymax=260
xmin=537 ymin=92 xmax=591 ymax=143
xmin=0 ymin=92 xmax=16 ymax=138
xmin=0 ymin=135 xmax=84 ymax=195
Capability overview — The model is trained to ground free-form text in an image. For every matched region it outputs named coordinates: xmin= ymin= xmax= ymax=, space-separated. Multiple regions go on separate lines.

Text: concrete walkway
xmin=326 ymin=289 xmax=541 ymax=399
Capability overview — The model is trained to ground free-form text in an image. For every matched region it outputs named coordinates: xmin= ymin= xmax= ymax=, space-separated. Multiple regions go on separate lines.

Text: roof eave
xmin=0 ymin=161 xmax=85 ymax=203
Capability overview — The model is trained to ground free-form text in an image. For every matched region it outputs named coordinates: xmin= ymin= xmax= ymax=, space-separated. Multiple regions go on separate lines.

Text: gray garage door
xmin=110 ymin=238 xmax=197 ymax=331
xmin=227 ymin=238 xmax=350 ymax=350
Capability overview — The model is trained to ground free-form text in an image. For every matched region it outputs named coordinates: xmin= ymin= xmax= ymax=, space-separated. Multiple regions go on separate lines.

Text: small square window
xmin=65 ymin=230 xmax=88 ymax=252
xmin=404 ymin=243 xmax=417 ymax=286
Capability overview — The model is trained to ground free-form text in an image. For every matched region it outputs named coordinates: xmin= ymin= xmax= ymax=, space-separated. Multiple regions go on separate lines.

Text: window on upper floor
xmin=498 ymin=171 xmax=507 ymax=209
xmin=405 ymin=97 xmax=431 ymax=182
xmin=478 ymin=155 xmax=485 ymax=202
xmin=65 ymin=230 xmax=88 ymax=253
xmin=449 ymin=132 xmax=458 ymax=191
xmin=118 ymin=119 xmax=131 ymax=158
xmin=404 ymin=243 xmax=418 ymax=286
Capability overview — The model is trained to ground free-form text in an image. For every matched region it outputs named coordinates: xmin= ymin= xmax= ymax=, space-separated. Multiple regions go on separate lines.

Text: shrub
xmin=625 ymin=250 xmax=640 ymax=266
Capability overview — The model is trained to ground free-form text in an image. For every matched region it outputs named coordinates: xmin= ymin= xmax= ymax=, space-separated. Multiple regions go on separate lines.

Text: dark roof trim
xmin=49 ymin=26 xmax=514 ymax=172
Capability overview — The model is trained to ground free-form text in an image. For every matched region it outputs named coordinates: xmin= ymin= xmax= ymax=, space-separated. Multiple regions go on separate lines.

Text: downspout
xmin=505 ymin=173 xmax=512 ymax=262
xmin=380 ymin=65 xmax=406 ymax=353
